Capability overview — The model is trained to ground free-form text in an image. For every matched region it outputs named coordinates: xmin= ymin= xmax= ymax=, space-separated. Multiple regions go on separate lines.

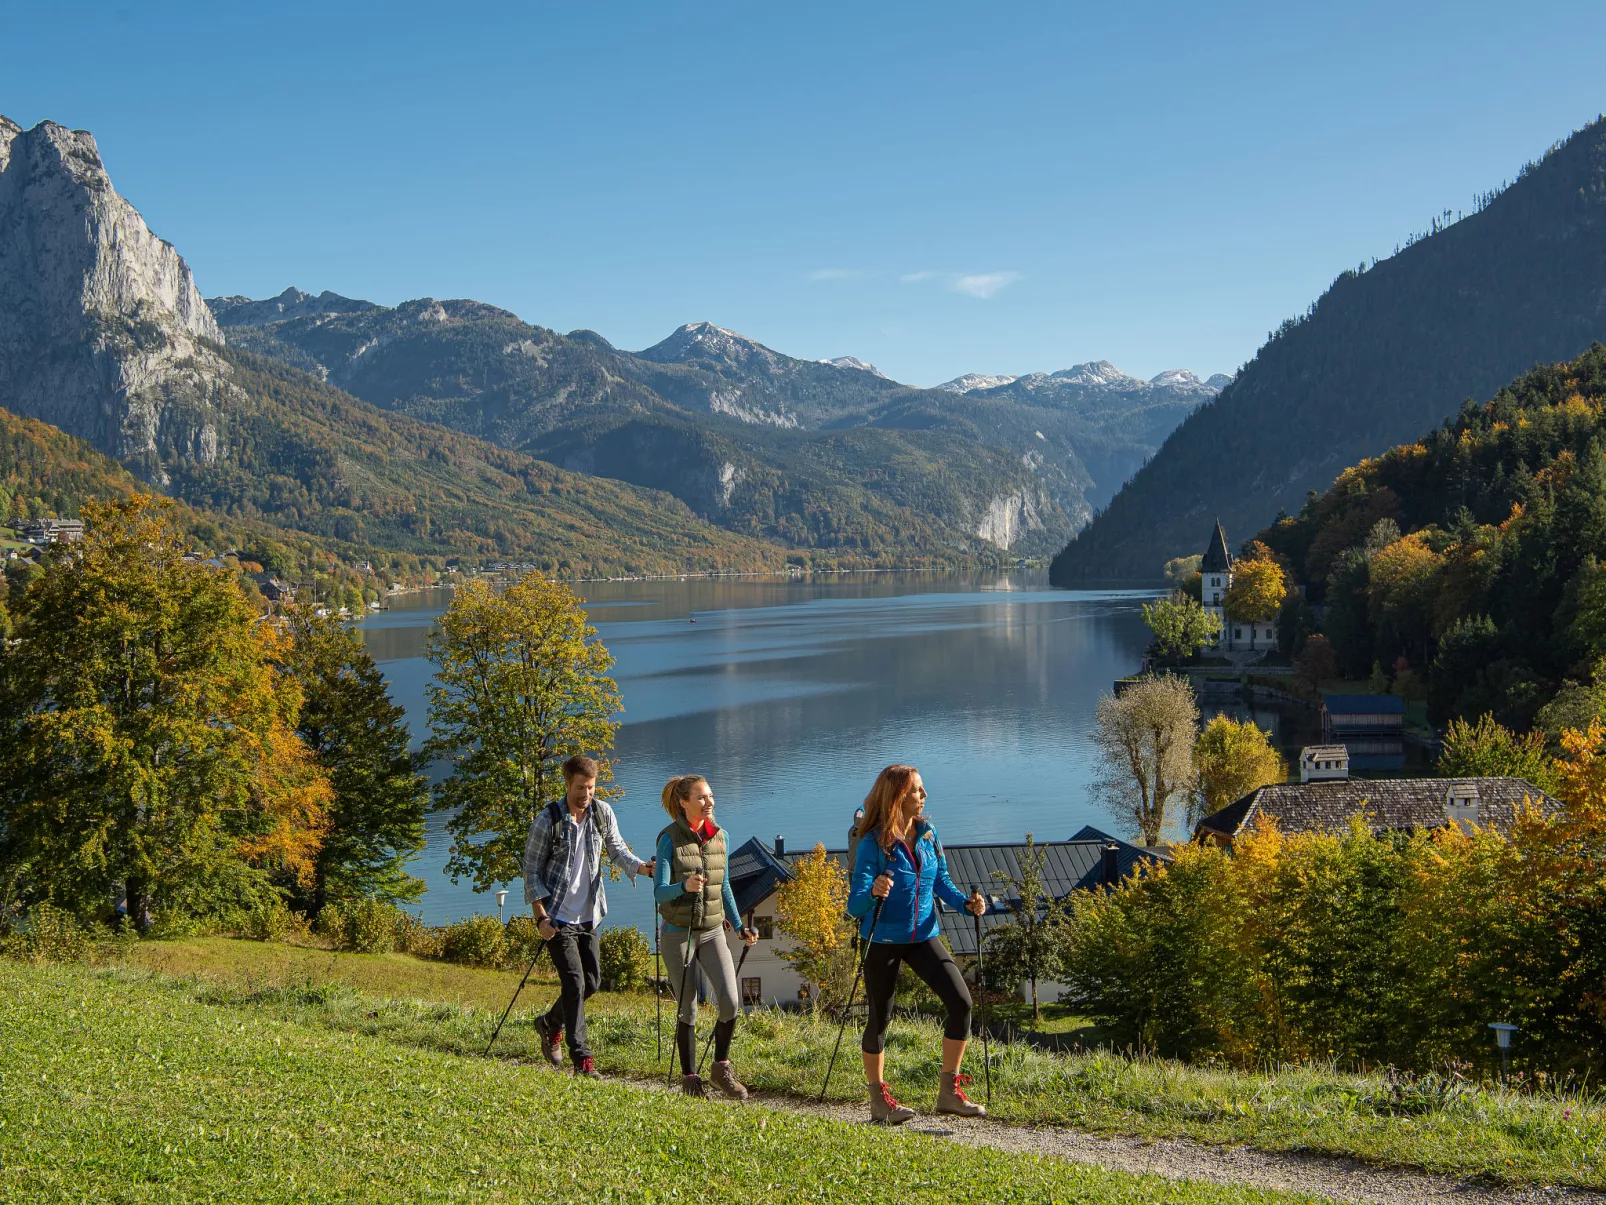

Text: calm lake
xmin=360 ymin=573 xmax=1173 ymax=937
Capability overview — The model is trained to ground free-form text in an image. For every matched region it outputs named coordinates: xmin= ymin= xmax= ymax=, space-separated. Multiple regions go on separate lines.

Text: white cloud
xmin=950 ymin=271 xmax=1021 ymax=299
xmin=900 ymin=270 xmax=940 ymax=283
xmin=807 ymin=268 xmax=868 ymax=282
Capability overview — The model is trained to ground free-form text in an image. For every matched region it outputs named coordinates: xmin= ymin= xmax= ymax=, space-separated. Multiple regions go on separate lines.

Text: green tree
xmin=1093 ymin=675 xmax=1199 ymax=845
xmin=774 ymin=843 xmax=856 ymax=1009
xmin=1192 ymin=715 xmax=1285 ymax=821
xmin=280 ymin=606 xmax=429 ymax=912
xmin=1437 ymin=713 xmax=1559 ymax=794
xmin=1142 ymin=591 xmax=1221 ymax=666
xmin=983 ymin=834 xmax=1069 ymax=1020
xmin=426 ymin=576 xmax=621 ymax=891
xmin=0 ymin=496 xmax=329 ymax=928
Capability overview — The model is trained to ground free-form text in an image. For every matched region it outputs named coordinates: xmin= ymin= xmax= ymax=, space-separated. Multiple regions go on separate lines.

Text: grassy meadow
xmin=1 ymin=955 xmax=1326 ymax=1205
xmin=63 ymin=938 xmax=1606 ymax=1190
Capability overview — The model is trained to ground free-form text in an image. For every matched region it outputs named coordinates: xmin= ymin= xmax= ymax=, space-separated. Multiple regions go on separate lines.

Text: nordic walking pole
xmin=818 ymin=894 xmax=886 ymax=1103
xmin=485 ymin=939 xmax=546 ymax=1058
xmin=972 ymin=884 xmax=991 ymax=1108
xmin=697 ymin=938 xmax=754 ymax=1077
xmin=671 ymin=886 xmax=704 ymax=1087
xmin=655 ymin=917 xmax=663 ymax=1064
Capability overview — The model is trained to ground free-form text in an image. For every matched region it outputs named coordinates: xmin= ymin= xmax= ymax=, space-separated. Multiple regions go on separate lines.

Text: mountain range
xmin=1052 ymin=115 xmax=1606 ymax=582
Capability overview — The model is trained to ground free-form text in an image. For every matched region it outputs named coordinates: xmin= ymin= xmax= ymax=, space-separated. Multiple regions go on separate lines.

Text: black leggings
xmin=860 ymin=937 xmax=973 ymax=1053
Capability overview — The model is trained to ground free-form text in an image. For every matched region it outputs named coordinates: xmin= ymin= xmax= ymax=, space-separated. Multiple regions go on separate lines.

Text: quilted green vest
xmin=658 ymin=818 xmax=726 ymax=931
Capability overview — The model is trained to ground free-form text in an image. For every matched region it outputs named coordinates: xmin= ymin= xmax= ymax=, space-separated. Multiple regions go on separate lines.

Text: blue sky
xmin=8 ymin=1 xmax=1605 ymax=385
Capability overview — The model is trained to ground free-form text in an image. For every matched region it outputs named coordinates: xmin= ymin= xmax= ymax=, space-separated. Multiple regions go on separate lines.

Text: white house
xmin=1200 ymin=520 xmax=1277 ymax=652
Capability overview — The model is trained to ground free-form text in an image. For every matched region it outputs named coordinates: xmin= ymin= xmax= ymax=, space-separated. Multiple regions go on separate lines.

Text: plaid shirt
xmin=522 ymin=798 xmax=646 ymax=924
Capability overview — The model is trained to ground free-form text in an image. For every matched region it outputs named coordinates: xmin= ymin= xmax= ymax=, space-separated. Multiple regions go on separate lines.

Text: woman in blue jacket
xmin=848 ymin=763 xmax=987 ymax=1124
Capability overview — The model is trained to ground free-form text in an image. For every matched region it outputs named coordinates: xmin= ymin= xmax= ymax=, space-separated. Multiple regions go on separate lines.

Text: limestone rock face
xmin=0 ymin=116 xmax=228 ymax=479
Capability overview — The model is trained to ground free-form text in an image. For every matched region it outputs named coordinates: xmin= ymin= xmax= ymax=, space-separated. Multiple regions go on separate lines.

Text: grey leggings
xmin=662 ymin=926 xmax=739 ymax=1025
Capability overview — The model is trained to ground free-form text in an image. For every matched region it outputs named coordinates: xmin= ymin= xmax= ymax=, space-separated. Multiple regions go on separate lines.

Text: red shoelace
xmin=879 ymin=1083 xmax=904 ymax=1109
xmin=950 ymin=1073 xmax=974 ymax=1101
xmin=578 ymin=1056 xmax=596 ymax=1075
xmin=545 ymin=1028 xmax=563 ymax=1050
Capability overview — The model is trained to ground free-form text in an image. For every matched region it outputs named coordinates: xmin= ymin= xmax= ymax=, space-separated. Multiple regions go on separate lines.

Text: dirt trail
xmin=615 ymin=1071 xmax=1605 ymax=1205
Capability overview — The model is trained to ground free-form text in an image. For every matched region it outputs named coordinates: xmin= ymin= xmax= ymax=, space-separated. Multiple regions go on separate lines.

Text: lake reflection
xmin=358 ymin=573 xmax=1158 ymax=934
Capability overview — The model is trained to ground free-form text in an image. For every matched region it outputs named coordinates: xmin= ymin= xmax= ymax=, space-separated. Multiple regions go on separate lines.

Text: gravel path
xmin=611 ymin=1071 xmax=1605 ymax=1205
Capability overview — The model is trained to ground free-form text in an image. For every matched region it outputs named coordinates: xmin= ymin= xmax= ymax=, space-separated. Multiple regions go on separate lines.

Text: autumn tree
xmin=1293 ymin=634 xmax=1339 ymax=695
xmin=280 ymin=606 xmax=429 ymax=912
xmin=1143 ymin=591 xmax=1221 ymax=666
xmin=774 ymin=844 xmax=855 ymax=1009
xmin=1192 ymin=715 xmax=1285 ymax=821
xmin=0 ymin=496 xmax=329 ymax=928
xmin=1437 ymin=713 xmax=1558 ymax=793
xmin=1093 ymin=675 xmax=1199 ymax=845
xmin=1223 ymin=550 xmax=1287 ymax=625
xmin=427 ymin=576 xmax=621 ymax=891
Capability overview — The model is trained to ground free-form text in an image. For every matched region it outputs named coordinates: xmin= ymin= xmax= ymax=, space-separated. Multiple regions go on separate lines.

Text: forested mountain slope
xmin=1053 ymin=116 xmax=1606 ymax=582
xmin=1258 ymin=344 xmax=1606 ymax=731
xmin=1 ymin=408 xmax=143 ymax=523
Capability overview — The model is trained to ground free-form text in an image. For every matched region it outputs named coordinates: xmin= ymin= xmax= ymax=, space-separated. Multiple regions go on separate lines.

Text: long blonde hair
xmin=661 ymin=774 xmax=708 ymax=822
xmin=855 ymin=764 xmax=920 ymax=851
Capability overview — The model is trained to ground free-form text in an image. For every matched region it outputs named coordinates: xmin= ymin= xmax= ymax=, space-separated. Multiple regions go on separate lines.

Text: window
xmin=754 ymin=915 xmax=774 ymax=940
xmin=742 ymin=977 xmax=763 ymax=1007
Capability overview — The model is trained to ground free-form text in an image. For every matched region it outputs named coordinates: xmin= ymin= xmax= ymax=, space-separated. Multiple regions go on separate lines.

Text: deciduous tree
xmin=774 ymin=844 xmax=855 ymax=1009
xmin=1223 ymin=554 xmax=1287 ymax=625
xmin=426 ymin=576 xmax=621 ymax=892
xmin=1142 ymin=591 xmax=1221 ymax=666
xmin=983 ymin=833 xmax=1069 ymax=1020
xmin=1437 ymin=713 xmax=1558 ymax=793
xmin=1193 ymin=716 xmax=1285 ymax=821
xmin=1093 ymin=675 xmax=1199 ymax=845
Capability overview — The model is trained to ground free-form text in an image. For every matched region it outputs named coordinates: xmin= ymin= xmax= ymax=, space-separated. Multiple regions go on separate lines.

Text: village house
xmin=1199 ymin=520 xmax=1277 ymax=652
xmin=1193 ymin=749 xmax=1560 ymax=847
xmin=9 ymin=517 xmax=84 ymax=544
xmin=1320 ymin=693 xmax=1406 ymax=769
xmin=719 ymin=827 xmax=1164 ymax=1008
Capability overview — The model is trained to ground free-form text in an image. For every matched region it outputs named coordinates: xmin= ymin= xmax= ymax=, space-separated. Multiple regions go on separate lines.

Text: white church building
xmin=1200 ymin=520 xmax=1278 ymax=652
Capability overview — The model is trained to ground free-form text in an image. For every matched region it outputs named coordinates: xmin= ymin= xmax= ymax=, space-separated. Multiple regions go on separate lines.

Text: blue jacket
xmin=847 ymin=819 xmax=970 ymax=944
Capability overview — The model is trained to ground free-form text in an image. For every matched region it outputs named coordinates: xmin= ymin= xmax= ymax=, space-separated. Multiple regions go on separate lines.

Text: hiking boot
xmin=709 ymin=1060 xmax=749 ymax=1100
xmin=868 ymin=1081 xmax=914 ymax=1125
xmin=681 ymin=1073 xmax=707 ymax=1097
xmin=936 ymin=1072 xmax=986 ymax=1118
xmin=573 ymin=1055 xmax=601 ymax=1079
xmin=533 ymin=1013 xmax=563 ymax=1067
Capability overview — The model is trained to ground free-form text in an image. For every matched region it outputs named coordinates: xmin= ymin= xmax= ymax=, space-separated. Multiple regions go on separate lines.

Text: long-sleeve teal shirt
xmin=653 ymin=828 xmax=743 ymax=933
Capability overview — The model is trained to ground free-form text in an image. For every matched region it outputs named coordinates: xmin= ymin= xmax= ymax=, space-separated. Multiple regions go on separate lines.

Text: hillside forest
xmin=1259 ymin=344 xmax=1606 ymax=734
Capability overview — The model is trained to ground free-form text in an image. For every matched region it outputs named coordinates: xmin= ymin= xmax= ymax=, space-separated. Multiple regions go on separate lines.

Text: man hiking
xmin=524 ymin=754 xmax=654 ymax=1078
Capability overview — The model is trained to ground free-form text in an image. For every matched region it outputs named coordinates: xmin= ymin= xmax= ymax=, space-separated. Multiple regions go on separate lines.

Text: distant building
xmin=259 ymin=579 xmax=294 ymax=603
xmin=1198 ymin=520 xmax=1276 ymax=652
xmin=1194 ymin=773 xmax=1559 ymax=848
xmin=1298 ymin=744 xmax=1350 ymax=782
xmin=18 ymin=518 xmax=84 ymax=544
xmin=723 ymin=827 xmax=1165 ymax=1008
xmin=1321 ymin=693 xmax=1405 ymax=769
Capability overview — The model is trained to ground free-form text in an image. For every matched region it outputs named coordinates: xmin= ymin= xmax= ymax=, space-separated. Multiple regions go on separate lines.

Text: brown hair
xmin=562 ymin=755 xmax=599 ymax=783
xmin=661 ymin=774 xmax=708 ymax=821
xmin=855 ymin=764 xmax=919 ymax=851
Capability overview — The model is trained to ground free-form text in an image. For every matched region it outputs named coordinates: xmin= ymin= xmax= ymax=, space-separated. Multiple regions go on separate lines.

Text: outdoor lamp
xmin=496 ymin=889 xmax=508 ymax=922
xmin=1489 ymin=1021 xmax=1518 ymax=1078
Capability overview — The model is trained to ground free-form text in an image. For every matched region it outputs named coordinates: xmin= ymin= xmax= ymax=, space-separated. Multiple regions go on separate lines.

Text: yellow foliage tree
xmin=774 ymin=843 xmax=855 ymax=1008
xmin=1223 ymin=554 xmax=1287 ymax=625
xmin=1193 ymin=715 xmax=1285 ymax=822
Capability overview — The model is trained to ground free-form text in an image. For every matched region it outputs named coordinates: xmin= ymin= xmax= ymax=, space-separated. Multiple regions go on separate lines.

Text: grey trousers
xmin=662 ymin=926 xmax=739 ymax=1025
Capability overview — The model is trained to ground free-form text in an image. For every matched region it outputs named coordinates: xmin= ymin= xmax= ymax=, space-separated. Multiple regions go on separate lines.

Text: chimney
xmin=774 ymin=835 xmax=785 ymax=857
xmin=1100 ymin=843 xmax=1121 ymax=887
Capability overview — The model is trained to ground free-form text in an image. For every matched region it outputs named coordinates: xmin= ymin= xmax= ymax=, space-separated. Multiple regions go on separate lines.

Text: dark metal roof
xmin=1321 ymin=694 xmax=1406 ymax=715
xmin=727 ymin=837 xmax=794 ymax=917
xmin=1201 ymin=521 xmax=1232 ymax=573
xmin=757 ymin=829 xmax=1168 ymax=956
xmin=1195 ymin=776 xmax=1560 ymax=842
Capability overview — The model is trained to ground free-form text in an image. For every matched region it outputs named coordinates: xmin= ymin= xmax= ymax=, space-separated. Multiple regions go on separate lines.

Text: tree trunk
xmin=1031 ymin=971 xmax=1039 ymax=1021
xmin=125 ymin=872 xmax=149 ymax=936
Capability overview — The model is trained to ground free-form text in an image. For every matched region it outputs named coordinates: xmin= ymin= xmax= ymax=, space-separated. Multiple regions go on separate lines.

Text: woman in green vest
xmin=654 ymin=774 xmax=757 ymax=1098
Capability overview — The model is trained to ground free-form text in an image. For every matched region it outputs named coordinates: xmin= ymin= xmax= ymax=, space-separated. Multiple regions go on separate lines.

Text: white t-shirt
xmin=551 ymin=814 xmax=595 ymax=925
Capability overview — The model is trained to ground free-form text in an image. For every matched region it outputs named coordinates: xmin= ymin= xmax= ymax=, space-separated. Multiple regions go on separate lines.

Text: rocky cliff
xmin=0 ymin=116 xmax=227 ymax=480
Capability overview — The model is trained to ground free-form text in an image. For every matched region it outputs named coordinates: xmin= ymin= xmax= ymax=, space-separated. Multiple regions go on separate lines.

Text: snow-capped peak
xmin=937 ymin=373 xmax=1018 ymax=393
xmin=822 ymin=356 xmax=887 ymax=378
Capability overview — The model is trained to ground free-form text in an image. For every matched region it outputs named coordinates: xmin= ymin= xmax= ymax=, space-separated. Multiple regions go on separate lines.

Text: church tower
xmin=1201 ymin=520 xmax=1231 ymax=648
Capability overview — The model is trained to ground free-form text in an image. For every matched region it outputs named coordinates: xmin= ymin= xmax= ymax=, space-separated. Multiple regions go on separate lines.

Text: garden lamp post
xmin=1489 ymin=1022 xmax=1518 ymax=1080
xmin=496 ymin=889 xmax=508 ymax=924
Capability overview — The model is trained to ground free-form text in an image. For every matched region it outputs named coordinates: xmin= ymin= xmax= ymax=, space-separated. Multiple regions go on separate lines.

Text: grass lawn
xmin=111 ymin=938 xmax=1606 ymax=1189
xmin=0 ymin=958 xmax=1323 ymax=1205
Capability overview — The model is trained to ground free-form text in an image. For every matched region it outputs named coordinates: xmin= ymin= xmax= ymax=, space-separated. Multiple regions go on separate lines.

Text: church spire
xmin=1201 ymin=519 xmax=1232 ymax=572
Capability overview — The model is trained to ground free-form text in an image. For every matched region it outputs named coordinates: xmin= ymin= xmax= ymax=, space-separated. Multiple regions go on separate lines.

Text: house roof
xmin=1201 ymin=521 xmax=1232 ymax=573
xmin=1194 ymin=777 xmax=1560 ymax=842
xmin=736 ymin=827 xmax=1167 ymax=956
xmin=1321 ymin=694 xmax=1406 ymax=715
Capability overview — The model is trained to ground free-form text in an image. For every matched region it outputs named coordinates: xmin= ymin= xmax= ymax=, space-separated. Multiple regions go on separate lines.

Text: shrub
xmin=394 ymin=912 xmax=444 ymax=958
xmin=503 ymin=915 xmax=542 ymax=967
xmin=0 ymin=902 xmax=99 ymax=965
xmin=598 ymin=925 xmax=651 ymax=991
xmin=441 ymin=915 xmax=506 ymax=968
xmin=314 ymin=902 xmax=348 ymax=947
xmin=344 ymin=898 xmax=401 ymax=954
xmin=244 ymin=899 xmax=309 ymax=943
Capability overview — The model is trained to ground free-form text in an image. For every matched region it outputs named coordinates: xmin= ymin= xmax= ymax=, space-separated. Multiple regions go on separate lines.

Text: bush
xmin=314 ymin=902 xmax=348 ymax=947
xmin=394 ymin=912 xmax=444 ymax=958
xmin=0 ymin=902 xmax=105 ymax=965
xmin=503 ymin=915 xmax=542 ymax=967
xmin=344 ymin=898 xmax=401 ymax=954
xmin=598 ymin=925 xmax=651 ymax=992
xmin=243 ymin=899 xmax=309 ymax=943
xmin=441 ymin=915 xmax=507 ymax=968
